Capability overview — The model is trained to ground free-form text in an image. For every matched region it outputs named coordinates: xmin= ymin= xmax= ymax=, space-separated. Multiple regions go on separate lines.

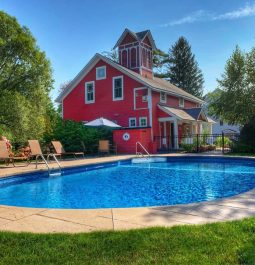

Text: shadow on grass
xmin=238 ymin=239 xmax=255 ymax=265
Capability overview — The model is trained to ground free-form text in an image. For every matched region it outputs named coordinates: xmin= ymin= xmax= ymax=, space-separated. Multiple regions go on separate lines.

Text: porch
xmin=156 ymin=105 xmax=214 ymax=151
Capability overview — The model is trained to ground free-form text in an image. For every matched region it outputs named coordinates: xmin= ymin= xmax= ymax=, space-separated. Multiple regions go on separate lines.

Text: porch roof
xmin=158 ymin=105 xmax=196 ymax=121
xmin=158 ymin=105 xmax=212 ymax=123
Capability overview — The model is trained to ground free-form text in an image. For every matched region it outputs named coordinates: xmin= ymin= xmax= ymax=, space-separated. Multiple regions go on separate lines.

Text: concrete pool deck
xmin=0 ymin=154 xmax=254 ymax=233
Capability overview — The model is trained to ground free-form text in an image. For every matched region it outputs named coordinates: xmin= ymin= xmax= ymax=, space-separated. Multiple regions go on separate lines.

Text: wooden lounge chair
xmin=51 ymin=141 xmax=84 ymax=159
xmin=98 ymin=140 xmax=117 ymax=155
xmin=0 ymin=141 xmax=29 ymax=167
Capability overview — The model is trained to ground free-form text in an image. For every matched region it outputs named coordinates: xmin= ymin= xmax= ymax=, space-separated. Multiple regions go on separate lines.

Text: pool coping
xmin=0 ymin=153 xmax=255 ymax=233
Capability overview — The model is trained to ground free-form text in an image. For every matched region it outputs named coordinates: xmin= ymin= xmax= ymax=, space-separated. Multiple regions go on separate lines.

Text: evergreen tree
xmin=153 ymin=49 xmax=169 ymax=78
xmin=168 ymin=37 xmax=204 ymax=98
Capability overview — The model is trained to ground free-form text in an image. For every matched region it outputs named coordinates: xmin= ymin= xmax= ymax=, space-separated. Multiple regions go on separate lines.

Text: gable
xmin=120 ymin=33 xmax=137 ymax=46
xmin=142 ymin=35 xmax=152 ymax=47
xmin=62 ymin=58 xmax=145 ymax=103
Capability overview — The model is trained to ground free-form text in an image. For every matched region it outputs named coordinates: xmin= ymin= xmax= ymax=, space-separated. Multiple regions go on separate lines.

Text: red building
xmin=56 ymin=29 xmax=213 ymax=153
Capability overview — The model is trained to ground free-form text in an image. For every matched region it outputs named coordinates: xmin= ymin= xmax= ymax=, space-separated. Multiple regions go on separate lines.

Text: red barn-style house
xmin=56 ymin=29 xmax=213 ymax=154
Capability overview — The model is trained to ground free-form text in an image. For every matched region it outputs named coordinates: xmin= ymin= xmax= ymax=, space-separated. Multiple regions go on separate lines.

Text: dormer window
xmin=96 ymin=66 xmax=106 ymax=80
xmin=160 ymin=92 xmax=167 ymax=103
xmin=179 ymin=98 xmax=184 ymax=108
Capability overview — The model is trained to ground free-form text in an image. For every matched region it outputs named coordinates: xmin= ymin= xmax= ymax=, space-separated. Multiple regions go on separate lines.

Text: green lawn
xmin=0 ymin=218 xmax=255 ymax=265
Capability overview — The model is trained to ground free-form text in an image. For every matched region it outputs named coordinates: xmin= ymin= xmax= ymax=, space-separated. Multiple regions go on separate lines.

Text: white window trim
xmin=85 ymin=81 xmax=95 ymax=104
xmin=139 ymin=117 xmax=147 ymax=127
xmin=179 ymin=98 xmax=184 ymax=108
xmin=129 ymin=117 xmax=136 ymax=128
xmin=96 ymin=66 xmax=106 ymax=80
xmin=160 ymin=92 xmax=167 ymax=103
xmin=112 ymin=76 xmax=124 ymax=101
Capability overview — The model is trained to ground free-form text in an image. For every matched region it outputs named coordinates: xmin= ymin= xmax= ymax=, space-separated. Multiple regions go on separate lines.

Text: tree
xmin=153 ymin=49 xmax=169 ymax=78
xmin=167 ymin=37 xmax=204 ymax=98
xmin=0 ymin=11 xmax=54 ymax=144
xmin=208 ymin=46 xmax=255 ymax=125
xmin=101 ymin=50 xmax=118 ymax=62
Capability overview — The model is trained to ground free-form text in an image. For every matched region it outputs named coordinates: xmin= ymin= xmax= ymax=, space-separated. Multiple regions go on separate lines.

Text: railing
xmin=35 ymin=153 xmax=62 ymax=175
xmin=47 ymin=154 xmax=62 ymax=175
xmin=154 ymin=132 xmax=239 ymax=153
xmin=136 ymin=142 xmax=151 ymax=159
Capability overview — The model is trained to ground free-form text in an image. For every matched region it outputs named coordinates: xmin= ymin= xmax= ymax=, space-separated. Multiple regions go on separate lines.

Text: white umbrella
xmin=84 ymin=117 xmax=121 ymax=128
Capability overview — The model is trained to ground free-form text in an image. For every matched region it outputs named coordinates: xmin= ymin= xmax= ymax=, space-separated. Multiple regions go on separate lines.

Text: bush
xmin=239 ymin=117 xmax=255 ymax=147
xmin=215 ymin=136 xmax=231 ymax=147
xmin=232 ymin=142 xmax=255 ymax=153
xmin=228 ymin=117 xmax=255 ymax=154
xmin=180 ymin=143 xmax=196 ymax=152
xmin=45 ymin=119 xmax=113 ymax=154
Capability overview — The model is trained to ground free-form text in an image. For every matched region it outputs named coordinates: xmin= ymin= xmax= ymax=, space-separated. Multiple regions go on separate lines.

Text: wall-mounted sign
xmin=123 ymin=132 xmax=130 ymax=141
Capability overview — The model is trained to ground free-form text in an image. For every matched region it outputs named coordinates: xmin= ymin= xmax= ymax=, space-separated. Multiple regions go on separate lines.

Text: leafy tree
xmin=102 ymin=49 xmax=118 ymax=62
xmin=167 ymin=37 xmax=204 ymax=98
xmin=0 ymin=11 xmax=54 ymax=144
xmin=208 ymin=46 xmax=255 ymax=125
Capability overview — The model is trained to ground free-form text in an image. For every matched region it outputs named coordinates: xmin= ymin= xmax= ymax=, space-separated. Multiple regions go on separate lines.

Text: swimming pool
xmin=0 ymin=157 xmax=255 ymax=209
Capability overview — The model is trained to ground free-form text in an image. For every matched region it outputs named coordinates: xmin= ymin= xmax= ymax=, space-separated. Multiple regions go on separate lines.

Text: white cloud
xmin=213 ymin=3 xmax=255 ymax=20
xmin=160 ymin=2 xmax=255 ymax=27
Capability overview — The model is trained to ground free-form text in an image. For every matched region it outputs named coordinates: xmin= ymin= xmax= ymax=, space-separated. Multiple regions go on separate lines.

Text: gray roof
xmin=135 ymin=30 xmax=150 ymax=41
xmin=184 ymin=108 xmax=202 ymax=120
xmin=56 ymin=53 xmax=204 ymax=104
xmin=158 ymin=105 xmax=213 ymax=123
xmin=104 ymin=56 xmax=203 ymax=103
xmin=113 ymin=28 xmax=156 ymax=50
xmin=158 ymin=105 xmax=196 ymax=121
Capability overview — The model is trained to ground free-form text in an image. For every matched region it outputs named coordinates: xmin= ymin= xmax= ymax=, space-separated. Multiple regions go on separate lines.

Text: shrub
xmin=232 ymin=142 xmax=255 ymax=153
xmin=215 ymin=136 xmax=231 ymax=147
xmin=45 ymin=119 xmax=113 ymax=154
xmin=180 ymin=143 xmax=195 ymax=152
xmin=239 ymin=117 xmax=255 ymax=147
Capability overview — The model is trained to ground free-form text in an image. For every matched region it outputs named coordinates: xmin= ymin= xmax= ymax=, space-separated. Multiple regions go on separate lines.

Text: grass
xmin=0 ymin=218 xmax=255 ymax=264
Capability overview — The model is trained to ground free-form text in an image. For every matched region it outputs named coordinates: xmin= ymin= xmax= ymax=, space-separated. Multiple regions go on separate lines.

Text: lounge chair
xmin=51 ymin=141 xmax=84 ymax=159
xmin=0 ymin=141 xmax=29 ymax=167
xmin=28 ymin=140 xmax=50 ymax=168
xmin=98 ymin=140 xmax=117 ymax=155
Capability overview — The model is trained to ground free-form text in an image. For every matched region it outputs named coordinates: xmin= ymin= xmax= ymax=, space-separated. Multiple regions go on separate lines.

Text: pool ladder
xmin=136 ymin=142 xmax=151 ymax=160
xmin=35 ymin=154 xmax=62 ymax=176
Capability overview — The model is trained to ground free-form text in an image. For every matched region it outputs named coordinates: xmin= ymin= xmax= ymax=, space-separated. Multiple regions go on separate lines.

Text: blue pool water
xmin=0 ymin=157 xmax=255 ymax=209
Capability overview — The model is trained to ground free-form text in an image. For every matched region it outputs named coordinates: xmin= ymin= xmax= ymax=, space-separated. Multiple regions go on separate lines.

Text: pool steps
xmin=132 ymin=157 xmax=167 ymax=164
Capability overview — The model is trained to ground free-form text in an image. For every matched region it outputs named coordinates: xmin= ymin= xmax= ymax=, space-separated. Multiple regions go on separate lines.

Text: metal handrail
xmin=35 ymin=153 xmax=62 ymax=175
xmin=136 ymin=142 xmax=151 ymax=159
xmin=47 ymin=153 xmax=62 ymax=173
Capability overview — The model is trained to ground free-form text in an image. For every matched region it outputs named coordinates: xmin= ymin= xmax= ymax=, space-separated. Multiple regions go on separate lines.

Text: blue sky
xmin=1 ymin=0 xmax=255 ymax=101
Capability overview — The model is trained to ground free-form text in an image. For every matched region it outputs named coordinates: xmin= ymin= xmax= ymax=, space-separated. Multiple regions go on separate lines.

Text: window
xmin=85 ymin=81 xmax=95 ymax=104
xmin=96 ymin=66 xmax=106 ymax=80
xmin=179 ymin=98 xmax=184 ymax=108
xmin=220 ymin=120 xmax=224 ymax=126
xmin=160 ymin=92 xmax=167 ymax=103
xmin=122 ymin=50 xmax=128 ymax=67
xmin=131 ymin=48 xmax=137 ymax=68
xmin=113 ymin=76 xmax=123 ymax=100
xmin=129 ymin=118 xmax=136 ymax=127
xmin=139 ymin=117 xmax=147 ymax=127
